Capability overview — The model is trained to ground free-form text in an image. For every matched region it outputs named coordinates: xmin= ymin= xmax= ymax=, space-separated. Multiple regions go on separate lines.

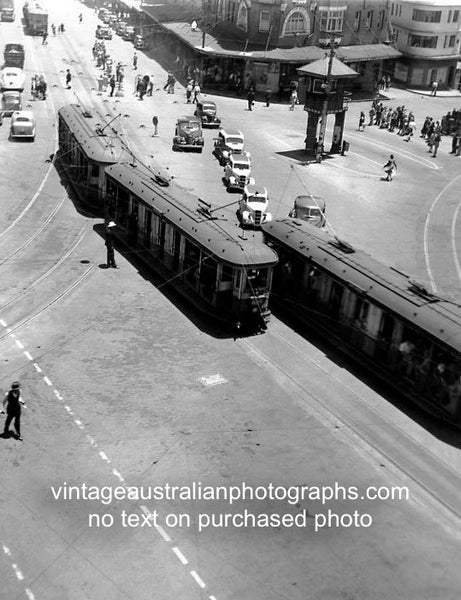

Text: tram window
xmin=106 ymin=179 xmax=117 ymax=198
xmin=329 ymin=282 xmax=344 ymax=319
xmin=117 ymin=187 xmax=130 ymax=226
xmin=353 ymin=298 xmax=369 ymax=328
xmin=244 ymin=268 xmax=267 ymax=292
xmin=91 ymin=164 xmax=99 ymax=178
xmin=379 ymin=312 xmax=395 ymax=342
xmin=201 ymin=257 xmax=217 ymax=288
xmin=220 ymin=265 xmax=233 ymax=282
xmin=183 ymin=238 xmax=200 ymax=286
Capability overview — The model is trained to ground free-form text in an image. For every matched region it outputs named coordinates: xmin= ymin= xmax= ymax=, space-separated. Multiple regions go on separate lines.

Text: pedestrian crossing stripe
xmin=198 ymin=374 xmax=227 ymax=387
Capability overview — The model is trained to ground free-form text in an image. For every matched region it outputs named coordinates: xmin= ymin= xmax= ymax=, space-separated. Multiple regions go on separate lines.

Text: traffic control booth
xmin=297 ymin=56 xmax=358 ymax=156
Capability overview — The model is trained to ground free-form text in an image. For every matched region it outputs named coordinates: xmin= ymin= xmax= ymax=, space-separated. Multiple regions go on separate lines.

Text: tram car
xmin=57 ymin=104 xmax=130 ymax=209
xmin=262 ymin=219 xmax=461 ymax=426
xmin=104 ymin=161 xmax=278 ymax=330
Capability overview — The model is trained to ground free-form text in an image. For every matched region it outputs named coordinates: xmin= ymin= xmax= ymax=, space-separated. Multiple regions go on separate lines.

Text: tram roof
xmin=58 ymin=104 xmax=130 ymax=165
xmin=106 ymin=162 xmax=278 ymax=268
xmin=262 ymin=219 xmax=461 ymax=351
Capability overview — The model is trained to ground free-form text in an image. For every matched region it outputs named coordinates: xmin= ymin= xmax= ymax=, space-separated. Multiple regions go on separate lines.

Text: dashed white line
xmin=112 ymin=468 xmax=124 ymax=482
xmin=99 ymin=451 xmax=110 ymax=463
xmin=155 ymin=523 xmax=171 ymax=542
xmin=209 ymin=596 xmax=218 ymax=600
xmin=33 ymin=363 xmax=42 ymax=373
xmin=0 ymin=319 xmax=6 ymax=327
xmin=86 ymin=434 xmax=97 ymax=446
xmin=53 ymin=389 xmax=63 ymax=400
xmin=190 ymin=570 xmax=206 ymax=588
xmin=172 ymin=546 xmax=189 ymax=565
xmin=15 ymin=339 xmax=24 ymax=349
xmin=12 ymin=563 xmax=24 ymax=580
xmin=25 ymin=589 xmax=36 ymax=600
xmin=74 ymin=419 xmax=84 ymax=429
xmin=6 ymin=328 xmax=12 ymax=333
xmin=23 ymin=351 xmax=33 ymax=361
xmin=43 ymin=376 xmax=52 ymax=386
xmin=3 ymin=545 xmax=11 ymax=556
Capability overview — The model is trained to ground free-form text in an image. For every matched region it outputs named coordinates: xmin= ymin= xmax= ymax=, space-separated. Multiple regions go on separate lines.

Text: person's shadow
xmin=0 ymin=430 xmax=19 ymax=440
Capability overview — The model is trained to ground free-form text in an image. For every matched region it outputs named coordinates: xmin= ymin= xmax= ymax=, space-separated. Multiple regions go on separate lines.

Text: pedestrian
xmin=368 ymin=106 xmax=375 ymax=126
xmin=51 ymin=23 xmax=56 ymax=36
xmin=186 ymin=80 xmax=193 ymax=103
xmin=78 ymin=13 xmax=83 ymax=23
xmin=60 ymin=23 xmax=65 ymax=34
xmin=42 ymin=31 xmax=48 ymax=45
xmin=265 ymin=87 xmax=271 ymax=107
xmin=133 ymin=52 xmax=138 ymax=70
xmin=2 ymin=382 xmax=26 ymax=441
xmin=168 ymin=73 xmax=176 ymax=94
xmin=383 ymin=154 xmax=397 ymax=181
xmin=147 ymin=76 xmax=154 ymax=96
xmin=105 ymin=223 xmax=118 ymax=268
xmin=247 ymin=87 xmax=255 ymax=111
xmin=358 ymin=111 xmax=365 ymax=131
xmin=430 ymin=80 xmax=438 ymax=96
xmin=289 ymin=89 xmax=297 ymax=111
xmin=432 ymin=132 xmax=441 ymax=157
xmin=65 ymin=69 xmax=72 ymax=89
xmin=192 ymin=81 xmax=200 ymax=102
xmin=109 ymin=75 xmax=116 ymax=96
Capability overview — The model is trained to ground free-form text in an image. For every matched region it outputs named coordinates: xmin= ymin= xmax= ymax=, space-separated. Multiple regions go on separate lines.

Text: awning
xmin=336 ymin=44 xmax=402 ymax=63
xmin=297 ymin=56 xmax=358 ymax=78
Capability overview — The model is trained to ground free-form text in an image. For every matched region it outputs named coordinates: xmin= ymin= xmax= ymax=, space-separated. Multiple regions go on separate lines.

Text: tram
xmin=104 ymin=161 xmax=278 ymax=330
xmin=57 ymin=104 xmax=130 ymax=208
xmin=262 ymin=219 xmax=461 ymax=425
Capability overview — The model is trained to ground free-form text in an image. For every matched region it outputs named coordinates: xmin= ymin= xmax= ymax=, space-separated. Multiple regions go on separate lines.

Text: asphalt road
xmin=1 ymin=2 xmax=461 ymax=600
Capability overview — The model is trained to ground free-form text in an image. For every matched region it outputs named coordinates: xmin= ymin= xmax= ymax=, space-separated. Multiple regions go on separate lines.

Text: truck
xmin=0 ymin=0 xmax=15 ymax=21
xmin=3 ymin=43 xmax=25 ymax=68
xmin=237 ymin=186 xmax=272 ymax=228
xmin=23 ymin=2 xmax=48 ymax=36
xmin=223 ymin=154 xmax=254 ymax=192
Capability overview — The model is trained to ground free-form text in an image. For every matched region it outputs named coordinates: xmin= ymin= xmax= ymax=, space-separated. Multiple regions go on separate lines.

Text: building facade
xmin=390 ymin=0 xmax=461 ymax=88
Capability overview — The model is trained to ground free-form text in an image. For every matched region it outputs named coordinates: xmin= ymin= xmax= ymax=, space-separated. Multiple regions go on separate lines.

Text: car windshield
xmin=298 ymin=207 xmax=321 ymax=218
xmin=180 ymin=121 xmax=200 ymax=132
xmin=203 ymin=104 xmax=215 ymax=111
xmin=227 ymin=137 xmax=243 ymax=144
xmin=15 ymin=117 xmax=30 ymax=122
xmin=5 ymin=72 xmax=18 ymax=77
xmin=233 ymin=163 xmax=249 ymax=170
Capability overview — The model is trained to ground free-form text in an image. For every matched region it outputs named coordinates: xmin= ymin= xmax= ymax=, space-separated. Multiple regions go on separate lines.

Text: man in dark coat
xmin=105 ymin=223 xmax=118 ymax=268
xmin=2 ymin=382 xmax=26 ymax=440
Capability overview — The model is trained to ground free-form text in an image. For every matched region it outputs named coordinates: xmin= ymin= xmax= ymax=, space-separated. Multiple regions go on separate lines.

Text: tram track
xmin=239 ymin=320 xmax=461 ymax=533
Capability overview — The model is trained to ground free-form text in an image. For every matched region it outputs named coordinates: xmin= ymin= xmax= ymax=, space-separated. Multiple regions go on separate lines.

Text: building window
xmin=412 ymin=9 xmax=441 ymax=23
xmin=365 ymin=10 xmax=373 ymax=28
xmin=454 ymin=10 xmax=459 ymax=22
xmin=449 ymin=35 xmax=456 ymax=47
xmin=399 ymin=5 xmax=402 ymax=17
xmin=393 ymin=27 xmax=399 ymax=42
xmin=408 ymin=34 xmax=438 ymax=48
xmin=353 ymin=11 xmax=361 ymax=30
xmin=319 ymin=9 xmax=344 ymax=33
xmin=377 ymin=10 xmax=385 ymax=29
xmin=444 ymin=35 xmax=448 ymax=48
xmin=448 ymin=10 xmax=452 ymax=22
xmin=259 ymin=11 xmax=270 ymax=32
xmin=236 ymin=3 xmax=248 ymax=31
xmin=391 ymin=3 xmax=394 ymax=17
xmin=284 ymin=10 xmax=308 ymax=34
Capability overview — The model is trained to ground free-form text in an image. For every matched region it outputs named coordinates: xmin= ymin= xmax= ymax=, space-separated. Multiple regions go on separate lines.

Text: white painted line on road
xmin=15 ymin=339 xmax=24 ymax=349
xmin=6 ymin=328 xmax=12 ymax=333
xmin=3 ymin=545 xmax=11 ymax=556
xmin=423 ymin=173 xmax=461 ymax=293
xmin=12 ymin=563 xmax=24 ymax=580
xmin=172 ymin=546 xmax=189 ymax=565
xmin=64 ymin=406 xmax=74 ymax=416
xmin=25 ymin=589 xmax=36 ymax=600
xmin=155 ymin=523 xmax=171 ymax=542
xmin=265 ymin=132 xmax=294 ymax=149
xmin=23 ymin=351 xmax=33 ymax=361
xmin=43 ymin=376 xmax=52 ymax=386
xmin=33 ymin=363 xmax=42 ymax=373
xmin=451 ymin=199 xmax=461 ymax=284
xmin=99 ymin=451 xmax=111 ymax=463
xmin=74 ymin=419 xmax=84 ymax=430
xmin=9 ymin=332 xmax=16 ymax=338
xmin=86 ymin=434 xmax=97 ymax=446
xmin=112 ymin=468 xmax=124 ymax=483
xmin=209 ymin=596 xmax=218 ymax=600
xmin=0 ymin=319 xmax=6 ymax=327
xmin=190 ymin=570 xmax=206 ymax=588
xmin=54 ymin=389 xmax=63 ymax=400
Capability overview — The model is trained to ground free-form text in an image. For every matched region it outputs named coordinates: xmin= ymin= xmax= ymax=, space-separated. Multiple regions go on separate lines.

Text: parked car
xmin=288 ymin=194 xmax=326 ymax=228
xmin=133 ymin=35 xmax=148 ymax=50
xmin=1 ymin=90 xmax=22 ymax=116
xmin=1 ymin=67 xmax=25 ymax=92
xmin=223 ymin=154 xmax=254 ymax=191
xmin=3 ymin=43 xmax=25 ymax=68
xmin=237 ymin=186 xmax=272 ymax=228
xmin=96 ymin=25 xmax=112 ymax=40
xmin=122 ymin=26 xmax=135 ymax=41
xmin=172 ymin=116 xmax=204 ymax=152
xmin=115 ymin=21 xmax=127 ymax=35
xmin=213 ymin=128 xmax=247 ymax=165
xmin=194 ymin=100 xmax=221 ymax=127
xmin=10 ymin=110 xmax=35 ymax=140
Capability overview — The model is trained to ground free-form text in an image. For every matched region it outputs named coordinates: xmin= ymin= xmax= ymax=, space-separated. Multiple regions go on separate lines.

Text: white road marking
xmin=423 ymin=173 xmax=461 ymax=292
xmin=155 ymin=523 xmax=171 ymax=542
xmin=53 ymin=390 xmax=63 ymax=400
xmin=12 ymin=563 xmax=24 ymax=580
xmin=43 ymin=376 xmax=52 ymax=386
xmin=190 ymin=570 xmax=206 ymax=588
xmin=74 ymin=419 xmax=84 ymax=429
xmin=15 ymin=340 xmax=24 ymax=349
xmin=9 ymin=332 xmax=16 ymax=338
xmin=23 ymin=351 xmax=33 ymax=361
xmin=209 ymin=596 xmax=218 ymax=600
xmin=172 ymin=546 xmax=188 ymax=565
xmin=86 ymin=434 xmax=97 ymax=446
xmin=6 ymin=328 xmax=12 ymax=333
xmin=451 ymin=200 xmax=461 ymax=283
xmin=25 ymin=589 xmax=36 ymax=600
xmin=3 ymin=545 xmax=11 ymax=556
xmin=0 ymin=319 xmax=6 ymax=327
xmin=33 ymin=363 xmax=42 ymax=373
xmin=99 ymin=451 xmax=110 ymax=463
xmin=112 ymin=468 xmax=124 ymax=482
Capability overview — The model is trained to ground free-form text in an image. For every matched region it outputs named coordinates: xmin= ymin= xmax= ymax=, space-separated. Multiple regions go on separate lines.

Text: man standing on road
xmin=383 ymin=154 xmax=397 ymax=181
xmin=430 ymin=80 xmax=438 ymax=96
xmin=65 ymin=69 xmax=72 ymax=89
xmin=2 ymin=382 xmax=26 ymax=441
xmin=105 ymin=223 xmax=118 ymax=269
xmin=133 ymin=52 xmax=138 ymax=70
xmin=109 ymin=75 xmax=116 ymax=97
xmin=247 ymin=87 xmax=255 ymax=111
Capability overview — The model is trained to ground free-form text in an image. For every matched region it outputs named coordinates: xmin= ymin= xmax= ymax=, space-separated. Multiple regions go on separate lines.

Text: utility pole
xmin=202 ymin=0 xmax=207 ymax=48
xmin=316 ymin=38 xmax=335 ymax=162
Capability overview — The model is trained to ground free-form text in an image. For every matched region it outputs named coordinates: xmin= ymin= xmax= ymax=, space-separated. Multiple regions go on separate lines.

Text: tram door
xmin=172 ymin=232 xmax=181 ymax=271
xmin=144 ymin=210 xmax=152 ymax=247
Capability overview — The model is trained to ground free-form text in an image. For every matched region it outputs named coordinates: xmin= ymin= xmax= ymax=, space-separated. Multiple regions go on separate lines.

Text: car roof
xmin=294 ymin=195 xmax=325 ymax=210
xmin=178 ymin=115 xmax=200 ymax=123
xmin=200 ymin=101 xmax=216 ymax=107
xmin=2 ymin=90 xmax=21 ymax=97
xmin=220 ymin=129 xmax=243 ymax=137
xmin=230 ymin=155 xmax=250 ymax=164
xmin=12 ymin=110 xmax=34 ymax=119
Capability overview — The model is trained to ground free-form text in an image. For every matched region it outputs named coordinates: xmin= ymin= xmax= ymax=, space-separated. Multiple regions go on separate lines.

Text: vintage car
xmin=133 ymin=34 xmax=148 ymax=50
xmin=10 ymin=110 xmax=35 ymax=140
xmin=115 ymin=21 xmax=127 ymax=35
xmin=288 ymin=194 xmax=326 ymax=228
xmin=96 ymin=25 xmax=112 ymax=40
xmin=172 ymin=116 xmax=204 ymax=152
xmin=237 ymin=186 xmax=272 ymax=228
xmin=3 ymin=43 xmax=25 ymax=68
xmin=213 ymin=128 xmax=247 ymax=165
xmin=194 ymin=100 xmax=221 ymax=128
xmin=1 ymin=90 xmax=22 ymax=116
xmin=1 ymin=67 xmax=25 ymax=92
xmin=122 ymin=26 xmax=136 ymax=41
xmin=223 ymin=154 xmax=254 ymax=191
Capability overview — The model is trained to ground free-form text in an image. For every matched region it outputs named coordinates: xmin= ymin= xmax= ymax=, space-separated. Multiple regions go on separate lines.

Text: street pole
xmin=202 ymin=0 xmax=206 ymax=48
xmin=316 ymin=39 xmax=335 ymax=162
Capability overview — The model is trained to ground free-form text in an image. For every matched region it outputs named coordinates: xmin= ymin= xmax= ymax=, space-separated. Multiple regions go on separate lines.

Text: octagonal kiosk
xmin=297 ymin=55 xmax=358 ymax=158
